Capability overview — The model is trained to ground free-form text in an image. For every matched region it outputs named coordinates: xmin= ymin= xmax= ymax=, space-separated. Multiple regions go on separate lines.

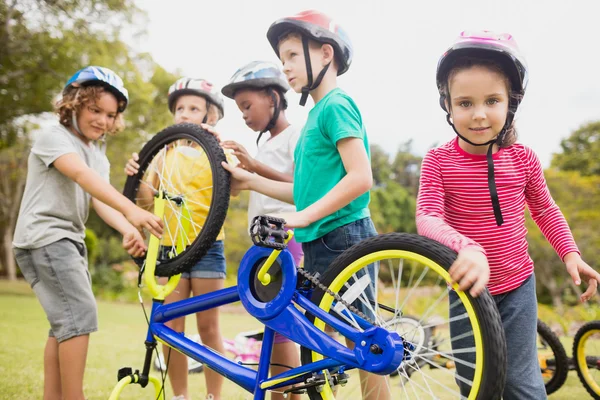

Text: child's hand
xmin=125 ymin=207 xmax=163 ymax=239
xmin=565 ymin=252 xmax=600 ymax=302
xmin=221 ymin=161 xmax=253 ymax=191
xmin=122 ymin=229 xmax=147 ymax=257
xmin=200 ymin=123 xmax=222 ymax=143
xmin=124 ymin=152 xmax=140 ymax=176
xmin=449 ymin=248 xmax=490 ymax=297
xmin=270 ymin=212 xmax=311 ymax=228
xmin=222 ymin=140 xmax=256 ymax=172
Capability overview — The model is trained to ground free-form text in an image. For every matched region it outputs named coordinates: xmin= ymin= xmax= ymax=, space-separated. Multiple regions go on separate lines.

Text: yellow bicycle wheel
xmin=300 ymin=233 xmax=506 ymax=400
xmin=573 ymin=321 xmax=600 ymax=399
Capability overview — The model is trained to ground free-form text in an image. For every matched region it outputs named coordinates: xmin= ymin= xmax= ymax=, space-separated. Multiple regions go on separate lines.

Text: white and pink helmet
xmin=436 ymin=30 xmax=529 ymax=112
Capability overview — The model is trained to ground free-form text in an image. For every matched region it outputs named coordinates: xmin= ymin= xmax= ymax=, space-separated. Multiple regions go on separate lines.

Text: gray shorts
xmin=14 ymin=238 xmax=98 ymax=342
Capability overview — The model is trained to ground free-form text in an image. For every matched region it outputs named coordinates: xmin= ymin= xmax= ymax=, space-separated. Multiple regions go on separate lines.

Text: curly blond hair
xmin=55 ymin=85 xmax=125 ymax=135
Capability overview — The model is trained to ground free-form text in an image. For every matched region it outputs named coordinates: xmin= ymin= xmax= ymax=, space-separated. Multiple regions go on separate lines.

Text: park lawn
xmin=0 ymin=279 xmax=594 ymax=399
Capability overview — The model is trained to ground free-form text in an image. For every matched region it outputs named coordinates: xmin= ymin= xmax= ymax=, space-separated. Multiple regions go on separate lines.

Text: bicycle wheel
xmin=301 ymin=233 xmax=506 ymax=400
xmin=573 ymin=321 xmax=600 ymax=399
xmin=123 ymin=123 xmax=230 ymax=277
xmin=299 ymin=233 xmax=506 ymax=400
xmin=537 ymin=319 xmax=568 ymax=394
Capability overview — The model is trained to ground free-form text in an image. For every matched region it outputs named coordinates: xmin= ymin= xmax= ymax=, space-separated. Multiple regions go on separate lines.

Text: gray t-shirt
xmin=13 ymin=124 xmax=110 ymax=249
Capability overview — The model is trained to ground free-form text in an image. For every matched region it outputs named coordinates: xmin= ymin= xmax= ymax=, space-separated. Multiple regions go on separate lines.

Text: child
xmin=12 ymin=66 xmax=163 ymax=400
xmin=417 ymin=31 xmax=600 ymax=399
xmin=222 ymin=10 xmax=390 ymax=400
xmin=220 ymin=60 xmax=302 ymax=400
xmin=125 ymin=77 xmax=227 ymax=400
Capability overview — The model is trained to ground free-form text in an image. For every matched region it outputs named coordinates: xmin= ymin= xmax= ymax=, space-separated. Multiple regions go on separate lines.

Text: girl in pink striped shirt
xmin=417 ymin=30 xmax=600 ymax=399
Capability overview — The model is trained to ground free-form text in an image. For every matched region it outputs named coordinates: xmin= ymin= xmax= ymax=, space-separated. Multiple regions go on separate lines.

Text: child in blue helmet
xmin=220 ymin=60 xmax=302 ymax=400
xmin=13 ymin=66 xmax=163 ymax=400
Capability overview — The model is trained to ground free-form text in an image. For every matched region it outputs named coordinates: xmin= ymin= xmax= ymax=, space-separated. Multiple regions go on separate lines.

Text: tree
xmin=391 ymin=140 xmax=422 ymax=196
xmin=527 ymin=169 xmax=600 ymax=308
xmin=551 ymin=121 xmax=600 ymax=176
xmin=0 ymin=0 xmax=178 ymax=277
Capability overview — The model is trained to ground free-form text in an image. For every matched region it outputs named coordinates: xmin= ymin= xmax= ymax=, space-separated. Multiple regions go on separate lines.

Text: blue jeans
xmin=302 ymin=217 xmax=378 ymax=319
xmin=449 ymin=274 xmax=546 ymax=399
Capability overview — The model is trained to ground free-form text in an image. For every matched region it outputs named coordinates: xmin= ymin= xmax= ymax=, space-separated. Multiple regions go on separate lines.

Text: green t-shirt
xmin=293 ymin=88 xmax=371 ymax=242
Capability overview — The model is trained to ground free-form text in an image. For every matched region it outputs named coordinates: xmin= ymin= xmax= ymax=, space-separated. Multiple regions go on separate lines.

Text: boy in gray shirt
xmin=13 ymin=66 xmax=163 ymax=400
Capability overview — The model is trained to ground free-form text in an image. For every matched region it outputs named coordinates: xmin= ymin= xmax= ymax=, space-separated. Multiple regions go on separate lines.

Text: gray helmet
xmin=221 ymin=61 xmax=289 ymax=99
xmin=168 ymin=77 xmax=224 ymax=119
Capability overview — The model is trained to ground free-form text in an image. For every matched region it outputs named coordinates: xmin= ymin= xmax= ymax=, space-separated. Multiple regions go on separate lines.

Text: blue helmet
xmin=221 ymin=61 xmax=290 ymax=99
xmin=64 ymin=66 xmax=129 ymax=112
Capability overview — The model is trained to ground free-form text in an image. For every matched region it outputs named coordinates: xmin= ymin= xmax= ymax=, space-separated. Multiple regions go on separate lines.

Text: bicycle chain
xmin=296 ymin=267 xmax=378 ymax=326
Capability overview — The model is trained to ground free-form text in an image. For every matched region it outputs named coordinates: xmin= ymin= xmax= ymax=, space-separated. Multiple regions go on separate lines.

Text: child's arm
xmin=221 ymin=161 xmax=294 ymax=203
xmin=53 ymin=153 xmax=163 ymax=237
xmin=287 ymin=137 xmax=372 ymax=226
xmin=524 ymin=148 xmax=600 ymax=301
xmin=222 ymin=141 xmax=293 ymax=183
xmin=416 ymin=150 xmax=489 ymax=296
xmin=92 ymin=198 xmax=147 ymax=257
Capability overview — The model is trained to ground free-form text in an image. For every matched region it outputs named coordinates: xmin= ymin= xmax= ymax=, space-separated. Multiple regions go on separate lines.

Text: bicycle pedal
xmin=117 ymin=367 xmax=133 ymax=382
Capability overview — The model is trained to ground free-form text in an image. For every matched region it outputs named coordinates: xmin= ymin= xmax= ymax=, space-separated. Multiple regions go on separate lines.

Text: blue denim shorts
xmin=14 ymin=238 xmax=98 ymax=342
xmin=302 ymin=217 xmax=378 ymax=318
xmin=161 ymin=240 xmax=226 ymax=279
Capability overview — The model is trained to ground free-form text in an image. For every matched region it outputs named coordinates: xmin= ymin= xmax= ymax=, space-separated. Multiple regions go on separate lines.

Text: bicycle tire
xmin=537 ymin=319 xmax=568 ymax=395
xmin=573 ymin=320 xmax=600 ymax=399
xmin=299 ymin=232 xmax=506 ymax=400
xmin=123 ymin=123 xmax=230 ymax=277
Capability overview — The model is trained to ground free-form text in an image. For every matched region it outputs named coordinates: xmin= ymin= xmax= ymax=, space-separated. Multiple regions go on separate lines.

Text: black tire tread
xmin=537 ymin=319 xmax=568 ymax=394
xmin=123 ymin=123 xmax=230 ymax=277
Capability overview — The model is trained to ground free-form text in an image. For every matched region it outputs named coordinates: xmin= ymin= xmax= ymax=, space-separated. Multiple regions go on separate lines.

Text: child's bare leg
xmin=358 ymin=371 xmax=391 ymax=400
xmin=270 ymin=341 xmax=301 ymax=400
xmin=162 ymin=277 xmax=191 ymax=399
xmin=192 ymin=278 xmax=225 ymax=400
xmin=58 ymin=334 xmax=89 ymax=400
xmin=44 ymin=336 xmax=62 ymax=400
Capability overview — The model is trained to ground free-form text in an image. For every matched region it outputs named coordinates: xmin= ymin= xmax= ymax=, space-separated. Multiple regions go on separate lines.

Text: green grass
xmin=0 ymin=279 xmax=596 ymax=399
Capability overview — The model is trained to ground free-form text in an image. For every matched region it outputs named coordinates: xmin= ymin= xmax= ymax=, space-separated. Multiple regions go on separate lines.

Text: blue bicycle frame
xmin=141 ymin=243 xmax=405 ymax=400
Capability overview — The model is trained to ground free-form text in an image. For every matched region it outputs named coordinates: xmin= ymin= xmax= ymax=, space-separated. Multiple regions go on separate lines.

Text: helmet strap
xmin=445 ymin=109 xmax=517 ymax=227
xmin=299 ymin=36 xmax=331 ymax=106
xmin=258 ymin=88 xmax=281 ymax=146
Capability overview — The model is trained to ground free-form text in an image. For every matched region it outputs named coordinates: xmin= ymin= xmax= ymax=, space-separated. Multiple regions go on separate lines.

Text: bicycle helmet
xmin=64 ymin=66 xmax=129 ymax=112
xmin=222 ymin=61 xmax=290 ymax=143
xmin=266 ymin=10 xmax=353 ymax=106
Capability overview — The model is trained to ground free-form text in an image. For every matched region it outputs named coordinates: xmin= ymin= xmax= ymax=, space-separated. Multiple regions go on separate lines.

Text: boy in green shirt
xmin=222 ymin=10 xmax=389 ymax=399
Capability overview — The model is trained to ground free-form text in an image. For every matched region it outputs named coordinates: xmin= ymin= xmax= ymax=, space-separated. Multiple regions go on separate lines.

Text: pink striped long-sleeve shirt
xmin=416 ymin=138 xmax=579 ymax=295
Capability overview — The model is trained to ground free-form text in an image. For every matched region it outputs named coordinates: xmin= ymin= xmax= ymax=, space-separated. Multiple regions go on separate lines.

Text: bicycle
xmin=536 ymin=319 xmax=569 ymax=395
xmin=109 ymin=122 xmax=508 ymax=399
xmin=573 ymin=320 xmax=600 ymax=399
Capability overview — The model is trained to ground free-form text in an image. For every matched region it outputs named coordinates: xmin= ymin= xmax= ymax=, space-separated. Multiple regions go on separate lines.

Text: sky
xmin=132 ymin=0 xmax=600 ymax=167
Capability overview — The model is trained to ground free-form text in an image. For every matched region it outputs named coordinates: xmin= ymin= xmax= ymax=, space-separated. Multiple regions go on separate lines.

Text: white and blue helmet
xmin=221 ymin=61 xmax=289 ymax=99
xmin=64 ymin=66 xmax=129 ymax=112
